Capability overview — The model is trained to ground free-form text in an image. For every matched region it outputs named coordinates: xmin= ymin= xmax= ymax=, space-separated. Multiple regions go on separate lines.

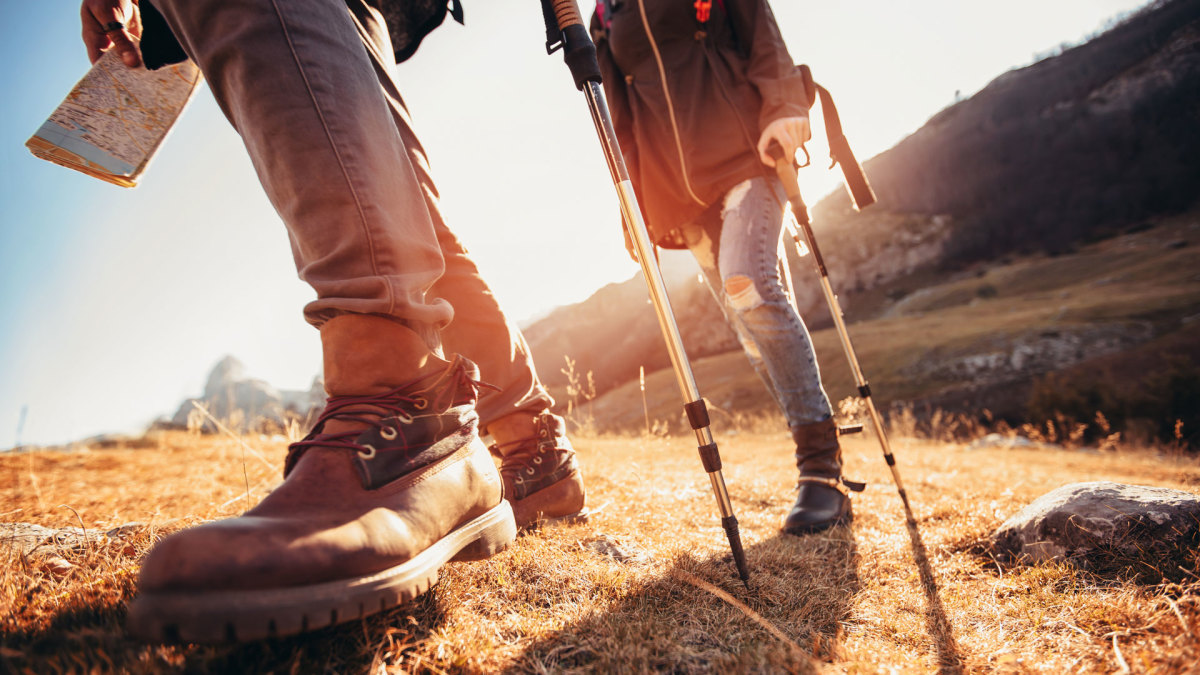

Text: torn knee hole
xmin=724 ymin=275 xmax=753 ymax=295
xmin=724 ymin=275 xmax=764 ymax=310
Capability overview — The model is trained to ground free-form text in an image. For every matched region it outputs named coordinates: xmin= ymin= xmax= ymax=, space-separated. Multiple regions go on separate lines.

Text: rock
xmin=170 ymin=356 xmax=324 ymax=432
xmin=991 ymin=481 xmax=1200 ymax=580
xmin=204 ymin=355 xmax=247 ymax=398
xmin=581 ymin=534 xmax=652 ymax=565
xmin=1 ymin=521 xmax=152 ymax=573
xmin=967 ymin=433 xmax=1062 ymax=451
xmin=2 ymin=522 xmax=101 ymax=558
xmin=40 ymin=556 xmax=75 ymax=577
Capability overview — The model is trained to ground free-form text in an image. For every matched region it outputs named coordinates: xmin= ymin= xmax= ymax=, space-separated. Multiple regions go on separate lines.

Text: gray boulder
xmin=991 ymin=481 xmax=1200 ymax=581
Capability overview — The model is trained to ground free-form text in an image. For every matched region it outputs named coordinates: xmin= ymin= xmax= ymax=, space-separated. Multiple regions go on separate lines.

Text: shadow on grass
xmin=1 ymin=519 xmax=962 ymax=673
xmin=904 ymin=516 xmax=965 ymax=674
xmin=508 ymin=529 xmax=861 ymax=673
xmin=0 ymin=581 xmax=452 ymax=673
xmin=505 ymin=512 xmax=965 ymax=673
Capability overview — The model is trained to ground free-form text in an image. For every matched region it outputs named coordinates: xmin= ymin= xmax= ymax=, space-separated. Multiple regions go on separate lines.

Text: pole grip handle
xmin=768 ymin=142 xmax=810 ymax=227
xmin=767 ymin=142 xmax=801 ymax=200
xmin=549 ymin=0 xmax=585 ymax=29
xmin=540 ymin=0 xmax=601 ymax=89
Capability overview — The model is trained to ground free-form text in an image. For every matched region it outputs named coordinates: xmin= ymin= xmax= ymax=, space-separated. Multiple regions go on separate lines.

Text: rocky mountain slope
xmin=858 ymin=0 xmax=1199 ymax=259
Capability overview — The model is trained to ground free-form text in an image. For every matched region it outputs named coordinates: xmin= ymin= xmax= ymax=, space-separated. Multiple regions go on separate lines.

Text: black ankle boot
xmin=782 ymin=418 xmax=863 ymax=535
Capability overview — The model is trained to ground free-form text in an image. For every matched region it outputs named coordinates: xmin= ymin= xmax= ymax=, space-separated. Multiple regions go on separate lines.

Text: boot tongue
xmin=320 ymin=314 xmax=449 ymax=397
xmin=315 ymin=314 xmax=453 ymax=437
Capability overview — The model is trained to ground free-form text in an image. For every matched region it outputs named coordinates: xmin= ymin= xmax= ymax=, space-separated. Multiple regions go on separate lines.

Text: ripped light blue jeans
xmin=682 ymin=176 xmax=833 ymax=427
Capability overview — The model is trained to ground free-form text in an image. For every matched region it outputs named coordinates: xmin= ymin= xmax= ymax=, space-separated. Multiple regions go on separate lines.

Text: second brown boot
xmin=490 ymin=412 xmax=588 ymax=529
xmin=782 ymin=418 xmax=865 ymax=535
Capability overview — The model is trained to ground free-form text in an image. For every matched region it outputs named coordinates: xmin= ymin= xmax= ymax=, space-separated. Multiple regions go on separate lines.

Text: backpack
xmin=377 ymin=0 xmax=465 ymax=63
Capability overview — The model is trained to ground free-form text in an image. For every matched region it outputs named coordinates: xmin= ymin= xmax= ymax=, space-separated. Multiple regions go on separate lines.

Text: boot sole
xmin=777 ymin=506 xmax=854 ymax=533
xmin=782 ymin=511 xmax=852 ymax=536
xmin=126 ymin=500 xmax=516 ymax=644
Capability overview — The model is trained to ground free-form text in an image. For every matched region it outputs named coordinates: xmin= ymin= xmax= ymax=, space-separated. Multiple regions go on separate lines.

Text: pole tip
xmin=734 ymin=553 xmax=752 ymax=588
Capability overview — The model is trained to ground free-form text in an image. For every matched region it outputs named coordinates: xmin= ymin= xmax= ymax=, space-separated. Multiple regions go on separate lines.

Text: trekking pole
xmin=778 ymin=227 xmax=865 ymax=439
xmin=769 ymin=143 xmax=917 ymax=525
xmin=539 ymin=0 xmax=751 ymax=585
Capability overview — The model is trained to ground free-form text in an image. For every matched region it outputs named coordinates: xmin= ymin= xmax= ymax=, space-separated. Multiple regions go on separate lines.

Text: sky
xmin=1 ymin=0 xmax=1152 ymax=448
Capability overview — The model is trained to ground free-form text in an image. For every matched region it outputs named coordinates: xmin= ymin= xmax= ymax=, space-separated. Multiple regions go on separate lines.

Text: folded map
xmin=26 ymin=47 xmax=201 ymax=188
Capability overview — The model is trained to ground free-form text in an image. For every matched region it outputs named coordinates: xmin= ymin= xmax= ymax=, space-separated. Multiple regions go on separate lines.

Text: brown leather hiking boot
xmin=782 ymin=418 xmax=865 ymax=535
xmin=127 ymin=315 xmax=516 ymax=643
xmin=489 ymin=412 xmax=588 ymax=529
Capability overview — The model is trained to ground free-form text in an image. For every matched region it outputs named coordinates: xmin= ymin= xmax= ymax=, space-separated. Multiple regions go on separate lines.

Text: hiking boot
xmin=489 ymin=412 xmax=588 ymax=529
xmin=127 ymin=314 xmax=516 ymax=643
xmin=782 ymin=418 xmax=864 ymax=535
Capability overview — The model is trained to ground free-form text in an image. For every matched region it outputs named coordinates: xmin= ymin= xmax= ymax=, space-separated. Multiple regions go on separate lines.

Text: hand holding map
xmin=26 ymin=47 xmax=201 ymax=188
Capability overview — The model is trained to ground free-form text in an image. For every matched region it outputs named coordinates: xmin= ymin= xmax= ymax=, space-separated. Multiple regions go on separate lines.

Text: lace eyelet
xmin=380 ymin=426 xmax=398 ymax=441
xmin=358 ymin=444 xmax=377 ymax=460
xmin=515 ymin=476 xmax=524 ymax=484
xmin=395 ymin=411 xmax=414 ymax=424
xmin=532 ymin=456 xmax=543 ymax=465
xmin=525 ymin=467 xmax=535 ymax=475
xmin=412 ymin=397 xmax=428 ymax=410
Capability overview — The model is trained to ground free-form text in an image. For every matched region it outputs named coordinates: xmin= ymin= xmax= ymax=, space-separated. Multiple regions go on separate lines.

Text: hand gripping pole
xmin=540 ymin=0 xmax=750 ymax=585
xmin=769 ymin=144 xmax=917 ymax=525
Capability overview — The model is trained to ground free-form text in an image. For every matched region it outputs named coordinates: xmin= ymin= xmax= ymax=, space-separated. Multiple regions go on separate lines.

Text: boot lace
xmin=288 ymin=367 xmax=496 ymax=456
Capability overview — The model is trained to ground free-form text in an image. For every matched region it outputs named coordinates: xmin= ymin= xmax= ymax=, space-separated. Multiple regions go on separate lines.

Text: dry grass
xmin=2 ymin=429 xmax=1199 ymax=673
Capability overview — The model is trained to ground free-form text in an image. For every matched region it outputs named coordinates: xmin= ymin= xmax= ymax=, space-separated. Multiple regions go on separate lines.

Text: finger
xmin=781 ymin=123 xmax=807 ymax=161
xmin=757 ymin=134 xmax=776 ymax=167
xmin=769 ymin=129 xmax=794 ymax=166
xmin=81 ymin=2 xmax=113 ymax=63
xmin=785 ymin=121 xmax=803 ymax=151
xmin=106 ymin=25 xmax=142 ymax=68
xmin=81 ymin=1 xmax=142 ymax=67
xmin=797 ymin=117 xmax=813 ymax=144
xmin=128 ymin=0 xmax=143 ymax=39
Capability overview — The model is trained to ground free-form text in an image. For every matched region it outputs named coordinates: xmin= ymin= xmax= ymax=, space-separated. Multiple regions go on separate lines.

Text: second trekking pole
xmin=538 ymin=0 xmax=751 ymax=585
xmin=769 ymin=144 xmax=917 ymax=525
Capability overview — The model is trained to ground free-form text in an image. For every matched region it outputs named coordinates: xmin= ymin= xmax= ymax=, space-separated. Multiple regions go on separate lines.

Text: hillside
xmin=585 ymin=211 xmax=1199 ymax=444
xmin=525 ymin=0 xmax=1200 ymax=444
xmin=858 ymin=0 xmax=1199 ymax=258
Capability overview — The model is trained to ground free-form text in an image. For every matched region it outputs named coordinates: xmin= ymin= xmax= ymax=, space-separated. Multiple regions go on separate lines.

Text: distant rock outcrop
xmin=990 ymin=481 xmax=1200 ymax=581
xmin=169 ymin=355 xmax=324 ymax=432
